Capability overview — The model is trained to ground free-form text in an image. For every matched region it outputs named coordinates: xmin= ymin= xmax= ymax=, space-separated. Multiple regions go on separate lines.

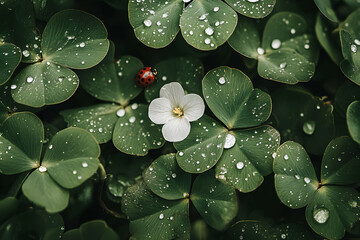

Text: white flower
xmin=148 ymin=82 xmax=205 ymax=142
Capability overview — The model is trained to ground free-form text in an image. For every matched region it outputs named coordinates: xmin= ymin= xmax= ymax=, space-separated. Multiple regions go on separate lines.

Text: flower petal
xmin=181 ymin=94 xmax=205 ymax=122
xmin=162 ymin=117 xmax=190 ymax=142
xmin=160 ymin=82 xmax=185 ymax=107
xmin=148 ymin=97 xmax=174 ymax=124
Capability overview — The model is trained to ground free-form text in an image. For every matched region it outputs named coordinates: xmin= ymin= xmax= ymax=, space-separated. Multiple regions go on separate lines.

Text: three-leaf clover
xmin=0 ymin=112 xmax=100 ymax=212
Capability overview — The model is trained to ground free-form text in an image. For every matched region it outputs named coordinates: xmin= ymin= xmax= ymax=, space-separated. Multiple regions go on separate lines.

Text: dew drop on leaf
xmin=257 ymin=47 xmax=264 ymax=55
xmin=143 ymin=19 xmax=152 ymax=27
xmin=10 ymin=84 xmax=17 ymax=89
xmin=271 ymin=39 xmax=281 ymax=49
xmin=280 ymin=62 xmax=287 ymax=69
xmin=39 ymin=166 xmax=47 ymax=172
xmin=351 ymin=44 xmax=357 ymax=53
xmin=349 ymin=200 xmax=357 ymax=208
xmin=313 ymin=207 xmax=329 ymax=224
xmin=355 ymin=39 xmax=360 ymax=46
xmin=284 ymin=154 xmax=289 ymax=160
xmin=218 ymin=77 xmax=226 ymax=84
xmin=303 ymin=177 xmax=310 ymax=184
xmin=302 ymin=121 xmax=315 ymax=135
xmin=159 ymin=213 xmax=164 ymax=219
xmin=27 ymin=76 xmax=34 ymax=83
xmin=82 ymin=162 xmax=88 ymax=168
xmin=117 ymin=109 xmax=125 ymax=117
xmin=224 ymin=133 xmax=236 ymax=149
xmin=247 ymin=0 xmax=259 ymax=2
xmin=205 ymin=27 xmax=214 ymax=36
xmin=236 ymin=162 xmax=244 ymax=170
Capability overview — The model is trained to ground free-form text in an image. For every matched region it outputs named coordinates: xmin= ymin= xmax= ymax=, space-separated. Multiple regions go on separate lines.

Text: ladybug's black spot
xmin=145 ymin=82 xmax=149 ymax=85
xmin=141 ymin=78 xmax=145 ymax=82
xmin=143 ymin=67 xmax=146 ymax=70
xmin=137 ymin=75 xmax=141 ymax=79
xmin=140 ymin=71 xmax=143 ymax=74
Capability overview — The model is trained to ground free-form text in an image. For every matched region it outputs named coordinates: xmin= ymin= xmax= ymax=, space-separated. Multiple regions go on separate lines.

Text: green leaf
xmin=22 ymin=169 xmax=69 ymax=213
xmin=0 ymin=0 xmax=42 ymax=63
xmin=227 ymin=15 xmax=261 ymax=59
xmin=41 ymin=127 xmax=100 ymax=189
xmin=315 ymin=13 xmax=342 ymax=65
xmin=0 ymin=42 xmax=21 ymax=86
xmin=41 ymin=9 xmax=109 ymax=69
xmin=347 ymin=101 xmax=360 ymax=143
xmin=305 ymin=186 xmax=360 ymax=240
xmin=128 ymin=0 xmax=184 ymax=48
xmin=227 ymin=221 xmax=274 ymax=239
xmin=274 ymin=141 xmax=319 ymax=209
xmin=0 ymin=197 xmax=19 ymax=224
xmin=0 ymin=209 xmax=65 ymax=240
xmin=224 ymin=0 xmax=276 ymax=19
xmin=0 ymin=112 xmax=43 ymax=174
xmin=11 ymin=61 xmax=79 ymax=107
xmin=144 ymin=154 xmax=191 ymax=200
xmin=32 ymin=0 xmax=76 ymax=21
xmin=79 ymin=41 xmax=143 ymax=105
xmin=340 ymin=60 xmax=360 ymax=86
xmin=258 ymin=49 xmax=315 ymax=84
xmin=191 ymin=170 xmax=238 ymax=231
xmin=271 ymin=88 xmax=335 ymax=155
xmin=180 ymin=0 xmax=237 ymax=50
xmin=113 ymin=104 xmax=164 ymax=156
xmin=105 ymin=152 xmax=150 ymax=200
xmin=314 ymin=0 xmax=338 ymax=22
xmin=340 ymin=30 xmax=360 ymax=68
xmin=215 ymin=125 xmax=280 ymax=192
xmin=61 ymin=103 xmax=121 ymax=144
xmin=203 ymin=66 xmax=271 ymax=129
xmin=262 ymin=12 xmax=307 ymax=52
xmin=122 ymin=181 xmax=190 ymax=240
xmin=321 ymin=136 xmax=360 ymax=185
xmin=174 ymin=115 xmax=227 ymax=173
xmin=145 ymin=57 xmax=203 ymax=103
xmin=63 ymin=220 xmax=119 ymax=240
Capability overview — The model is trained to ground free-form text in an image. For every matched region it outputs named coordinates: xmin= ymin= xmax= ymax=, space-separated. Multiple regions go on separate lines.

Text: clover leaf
xmin=0 ymin=209 xmax=65 ymax=240
xmin=175 ymin=66 xmax=279 ymax=192
xmin=122 ymin=154 xmax=238 ymax=238
xmin=63 ymin=220 xmax=119 ymax=240
xmin=314 ymin=0 xmax=338 ymax=23
xmin=274 ymin=138 xmax=360 ymax=239
xmin=271 ymin=87 xmax=335 ymax=155
xmin=0 ymin=42 xmax=21 ymax=86
xmin=224 ymin=0 xmax=276 ymax=19
xmin=228 ymin=12 xmax=318 ymax=84
xmin=347 ymin=101 xmax=360 ymax=144
xmin=9 ymin=9 xmax=109 ymax=107
xmin=0 ymin=112 xmax=100 ymax=212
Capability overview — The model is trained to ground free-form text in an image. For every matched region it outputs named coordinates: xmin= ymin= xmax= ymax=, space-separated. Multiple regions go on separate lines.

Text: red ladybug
xmin=136 ymin=67 xmax=157 ymax=87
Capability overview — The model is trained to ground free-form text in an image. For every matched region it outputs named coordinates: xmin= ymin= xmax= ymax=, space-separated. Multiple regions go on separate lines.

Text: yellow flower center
xmin=172 ymin=107 xmax=184 ymax=117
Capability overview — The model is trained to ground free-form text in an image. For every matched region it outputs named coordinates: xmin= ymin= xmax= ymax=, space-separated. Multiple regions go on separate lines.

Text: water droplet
xmin=224 ymin=133 xmax=236 ymax=149
xmin=349 ymin=200 xmax=357 ymax=208
xmin=295 ymin=174 xmax=300 ymax=180
xmin=247 ymin=0 xmax=259 ymax=2
xmin=82 ymin=162 xmax=88 ymax=168
xmin=73 ymin=170 xmax=77 ymax=174
xmin=304 ymin=177 xmax=310 ymax=184
xmin=218 ymin=77 xmax=226 ymax=84
xmin=213 ymin=7 xmax=219 ymax=12
xmin=26 ymin=76 xmax=34 ymax=83
xmin=304 ymin=44 xmax=310 ymax=49
xmin=171 ymin=173 xmax=177 ymax=178
xmin=204 ymin=38 xmax=211 ymax=44
xmin=129 ymin=116 xmax=136 ymax=123
xmin=205 ymin=27 xmax=214 ymax=36
xmin=77 ymin=176 xmax=82 ymax=180
xmin=272 ymin=152 xmax=277 ymax=158
xmin=281 ymin=234 xmax=286 ymax=239
xmin=303 ymin=121 xmax=315 ymax=135
xmin=355 ymin=39 xmax=360 ymax=46
xmin=271 ymin=39 xmax=281 ymax=49
xmin=49 ymin=145 xmax=53 ymax=149
xmin=236 ymin=162 xmax=244 ymax=170
xmin=10 ymin=84 xmax=17 ymax=90
xmin=290 ymin=28 xmax=296 ymax=34
xmin=179 ymin=151 xmax=184 ymax=156
xmin=280 ymin=62 xmax=287 ymax=69
xmin=183 ymin=0 xmax=191 ymax=2
xmin=79 ymin=42 xmax=85 ymax=47
xmin=131 ymin=103 xmax=138 ymax=110
xmin=117 ymin=109 xmax=125 ymax=117
xmin=22 ymin=50 xmax=30 ymax=57
xmin=144 ymin=19 xmax=152 ymax=27
xmin=39 ymin=166 xmax=47 ymax=172
xmin=159 ymin=213 xmax=164 ymax=219
xmin=284 ymin=154 xmax=289 ymax=160
xmin=257 ymin=47 xmax=264 ymax=55
xmin=351 ymin=44 xmax=357 ymax=53
xmin=313 ymin=207 xmax=329 ymax=224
